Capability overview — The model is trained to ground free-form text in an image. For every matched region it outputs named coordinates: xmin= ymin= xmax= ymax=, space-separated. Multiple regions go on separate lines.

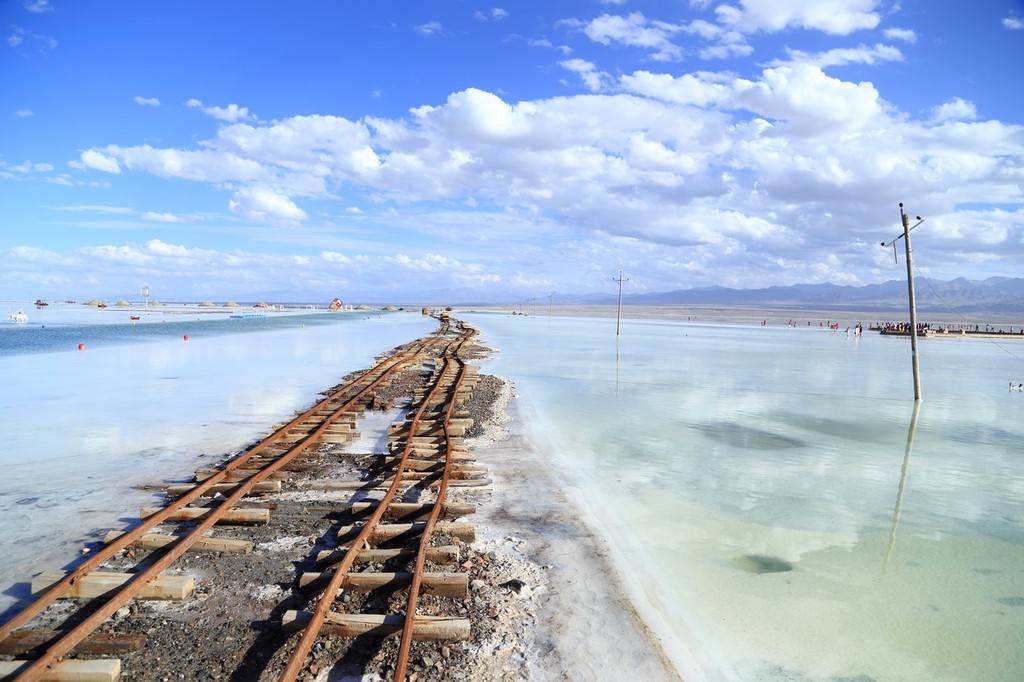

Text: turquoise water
xmin=466 ymin=313 xmax=1024 ymax=682
xmin=0 ymin=312 xmax=434 ymax=617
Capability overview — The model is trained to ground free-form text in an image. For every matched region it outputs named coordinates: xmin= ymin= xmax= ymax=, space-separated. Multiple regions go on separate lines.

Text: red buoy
xmin=183 ymin=335 xmax=189 ymax=342
xmin=78 ymin=343 xmax=85 ymax=351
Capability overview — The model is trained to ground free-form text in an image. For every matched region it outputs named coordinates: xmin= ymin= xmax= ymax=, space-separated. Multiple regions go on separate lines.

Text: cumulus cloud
xmin=134 ymin=95 xmax=160 ymax=106
xmin=24 ymin=0 xmax=53 ymax=12
xmin=63 ymin=60 xmax=1024 ymax=290
xmin=930 ymin=97 xmax=978 ymax=123
xmin=79 ymin=149 xmax=122 ymax=174
xmin=229 ymin=185 xmax=308 ymax=224
xmin=185 ymin=98 xmax=252 ymax=122
xmin=715 ymin=0 xmax=882 ymax=35
xmin=559 ymin=58 xmax=610 ymax=92
xmin=15 ymin=108 xmax=33 ymax=117
xmin=1002 ymin=17 xmax=1023 ymax=30
xmin=575 ymin=12 xmax=685 ymax=61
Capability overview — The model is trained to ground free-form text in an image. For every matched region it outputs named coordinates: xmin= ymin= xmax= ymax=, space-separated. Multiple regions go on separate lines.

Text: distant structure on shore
xmin=328 ymin=297 xmax=343 ymax=311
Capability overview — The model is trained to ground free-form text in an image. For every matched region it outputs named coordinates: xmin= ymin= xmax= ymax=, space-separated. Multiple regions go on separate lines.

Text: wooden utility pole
xmin=613 ymin=271 xmax=628 ymax=336
xmin=882 ymin=204 xmax=924 ymax=401
xmin=548 ymin=291 xmax=556 ymax=319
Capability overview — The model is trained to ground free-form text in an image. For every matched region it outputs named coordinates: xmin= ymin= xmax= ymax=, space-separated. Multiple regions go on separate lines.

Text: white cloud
xmin=559 ymin=58 xmax=610 ymax=92
xmin=415 ymin=21 xmax=443 ymax=36
xmin=141 ymin=211 xmax=193 ymax=223
xmin=134 ymin=95 xmax=160 ymax=107
xmin=186 ymin=98 xmax=252 ymax=122
xmin=772 ymin=43 xmax=903 ymax=68
xmin=229 ymin=185 xmax=308 ymax=224
xmin=24 ymin=0 xmax=53 ymax=12
xmin=620 ymin=71 xmax=732 ymax=107
xmin=79 ymin=244 xmax=153 ymax=264
xmin=716 ymin=0 xmax=882 ymax=35
xmin=57 ymin=205 xmax=134 ymax=214
xmin=79 ymin=150 xmax=122 ymax=174
xmin=579 ymin=13 xmax=684 ymax=61
xmin=321 ymin=250 xmax=352 ymax=264
xmin=1003 ymin=17 xmax=1024 ymax=30
xmin=7 ymin=25 xmax=56 ymax=52
xmin=930 ymin=97 xmax=977 ymax=123
xmin=474 ymin=8 xmax=508 ymax=21
xmin=883 ymin=27 xmax=917 ymax=43
xmin=2 ymin=160 xmax=55 ymax=174
xmin=63 ymin=65 xmax=1024 ymax=290
xmin=15 ymin=108 xmax=33 ymax=117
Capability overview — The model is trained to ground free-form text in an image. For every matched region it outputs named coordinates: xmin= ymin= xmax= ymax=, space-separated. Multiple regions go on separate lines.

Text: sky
xmin=2 ymin=0 xmax=1023 ymax=302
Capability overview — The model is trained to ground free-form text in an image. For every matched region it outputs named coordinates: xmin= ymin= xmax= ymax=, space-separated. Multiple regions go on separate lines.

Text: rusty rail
xmin=393 ymin=324 xmax=474 ymax=680
xmin=5 ymin=329 xmax=445 ymax=681
xmin=278 ymin=323 xmax=474 ymax=681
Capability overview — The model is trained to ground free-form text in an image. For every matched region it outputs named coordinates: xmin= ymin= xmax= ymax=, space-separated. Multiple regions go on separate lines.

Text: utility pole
xmin=547 ymin=291 xmax=556 ymax=319
xmin=882 ymin=204 xmax=924 ymax=401
xmin=612 ymin=270 xmax=628 ymax=336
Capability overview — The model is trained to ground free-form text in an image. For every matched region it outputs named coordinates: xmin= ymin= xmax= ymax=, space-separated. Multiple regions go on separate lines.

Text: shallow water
xmin=0 ymin=312 xmax=434 ymax=616
xmin=465 ymin=312 xmax=1024 ymax=682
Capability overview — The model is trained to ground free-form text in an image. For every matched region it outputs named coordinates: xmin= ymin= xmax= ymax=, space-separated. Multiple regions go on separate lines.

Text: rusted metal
xmin=6 ymin=334 xmax=440 ymax=681
xmin=393 ymin=326 xmax=474 ymax=681
xmin=278 ymin=324 xmax=473 ymax=682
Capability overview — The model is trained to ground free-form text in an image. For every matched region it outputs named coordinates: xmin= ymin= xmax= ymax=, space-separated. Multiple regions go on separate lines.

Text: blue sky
xmin=2 ymin=0 xmax=1023 ymax=301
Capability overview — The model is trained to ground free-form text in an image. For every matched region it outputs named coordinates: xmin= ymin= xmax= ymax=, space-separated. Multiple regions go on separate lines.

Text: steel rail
xmin=278 ymin=325 xmax=472 ymax=681
xmin=11 ymin=333 xmax=442 ymax=681
xmin=392 ymin=323 xmax=475 ymax=681
xmin=0 ymin=334 xmax=435 ymax=650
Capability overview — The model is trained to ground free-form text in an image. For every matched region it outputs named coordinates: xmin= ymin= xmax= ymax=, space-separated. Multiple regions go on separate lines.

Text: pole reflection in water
xmin=883 ymin=400 xmax=922 ymax=573
xmin=615 ymin=336 xmax=621 ymax=396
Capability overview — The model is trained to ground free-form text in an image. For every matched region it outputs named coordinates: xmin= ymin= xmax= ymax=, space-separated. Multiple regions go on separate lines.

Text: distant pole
xmin=901 ymin=204 xmax=922 ymax=402
xmin=548 ymin=291 xmax=556 ymax=319
xmin=613 ymin=270 xmax=628 ymax=336
xmin=882 ymin=204 xmax=925 ymax=402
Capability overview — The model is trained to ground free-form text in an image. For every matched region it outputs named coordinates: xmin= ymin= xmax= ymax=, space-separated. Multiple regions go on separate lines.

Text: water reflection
xmin=883 ymin=401 xmax=922 ymax=573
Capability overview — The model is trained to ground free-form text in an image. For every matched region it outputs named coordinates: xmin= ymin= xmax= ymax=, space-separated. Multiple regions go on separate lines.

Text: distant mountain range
xmin=582 ymin=277 xmax=1024 ymax=313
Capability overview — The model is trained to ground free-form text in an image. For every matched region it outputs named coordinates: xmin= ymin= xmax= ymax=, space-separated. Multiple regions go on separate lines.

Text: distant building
xmin=328 ymin=297 xmax=344 ymax=311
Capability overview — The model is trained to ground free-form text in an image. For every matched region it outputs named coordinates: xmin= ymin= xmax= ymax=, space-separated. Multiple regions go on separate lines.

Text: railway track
xmin=0 ymin=317 xmax=490 ymax=681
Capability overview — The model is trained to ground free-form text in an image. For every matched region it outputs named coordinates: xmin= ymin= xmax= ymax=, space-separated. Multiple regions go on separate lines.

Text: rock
xmin=498 ymin=578 xmax=525 ymax=593
xmin=470 ymin=579 xmax=488 ymax=592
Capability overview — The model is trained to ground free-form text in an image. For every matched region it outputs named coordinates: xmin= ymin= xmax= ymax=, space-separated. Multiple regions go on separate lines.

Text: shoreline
xmin=467 ymin=370 xmax=687 ymax=680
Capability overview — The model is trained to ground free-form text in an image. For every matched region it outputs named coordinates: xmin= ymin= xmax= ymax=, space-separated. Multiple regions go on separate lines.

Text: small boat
xmin=34 ymin=299 xmax=49 ymax=307
xmin=9 ymin=311 xmax=28 ymax=324
xmin=129 ymin=315 xmax=141 ymax=321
